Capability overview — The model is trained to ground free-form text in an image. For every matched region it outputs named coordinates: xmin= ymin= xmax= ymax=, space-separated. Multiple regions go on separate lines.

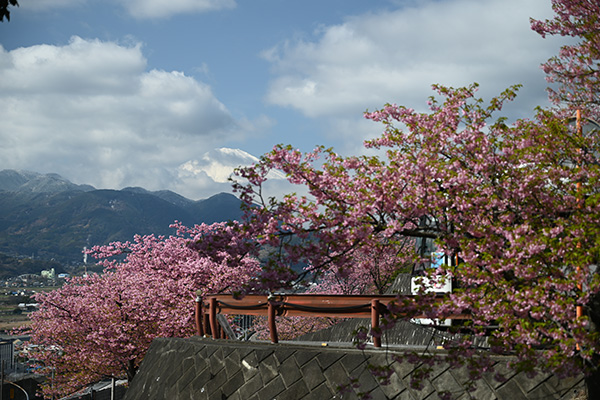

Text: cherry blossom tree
xmin=362 ymin=85 xmax=600 ymax=395
xmin=29 ymin=221 xmax=260 ymax=398
xmin=233 ymin=82 xmax=600 ymax=396
xmin=317 ymin=236 xmax=412 ymax=295
xmin=252 ymin=240 xmax=411 ymax=340
xmin=229 ymin=2 xmax=600 ymax=396
xmin=530 ymin=0 xmax=600 ymax=115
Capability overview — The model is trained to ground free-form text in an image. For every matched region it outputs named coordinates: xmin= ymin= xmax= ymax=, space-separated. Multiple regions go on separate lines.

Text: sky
xmin=0 ymin=0 xmax=567 ymax=200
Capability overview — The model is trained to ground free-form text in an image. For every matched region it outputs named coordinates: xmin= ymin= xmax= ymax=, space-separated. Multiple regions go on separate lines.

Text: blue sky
xmin=0 ymin=0 xmax=565 ymax=200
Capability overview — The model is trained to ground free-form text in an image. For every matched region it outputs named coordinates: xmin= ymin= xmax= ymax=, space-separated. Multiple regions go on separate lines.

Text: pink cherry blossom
xmin=232 ymin=80 xmax=600 ymax=391
xmin=28 ymin=221 xmax=259 ymax=398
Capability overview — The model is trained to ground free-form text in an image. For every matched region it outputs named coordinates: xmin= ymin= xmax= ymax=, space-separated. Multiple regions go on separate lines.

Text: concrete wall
xmin=123 ymin=337 xmax=585 ymax=400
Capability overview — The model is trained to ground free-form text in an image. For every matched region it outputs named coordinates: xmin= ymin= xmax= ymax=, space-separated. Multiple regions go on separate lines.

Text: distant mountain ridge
xmin=0 ymin=169 xmax=95 ymax=193
xmin=0 ymin=169 xmax=244 ymax=267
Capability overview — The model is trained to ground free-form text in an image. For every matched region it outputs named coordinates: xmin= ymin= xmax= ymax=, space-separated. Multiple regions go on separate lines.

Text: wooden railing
xmin=195 ymin=293 xmax=470 ymax=347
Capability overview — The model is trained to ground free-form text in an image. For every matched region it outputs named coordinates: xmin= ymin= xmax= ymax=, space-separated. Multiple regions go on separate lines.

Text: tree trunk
xmin=127 ymin=359 xmax=137 ymax=382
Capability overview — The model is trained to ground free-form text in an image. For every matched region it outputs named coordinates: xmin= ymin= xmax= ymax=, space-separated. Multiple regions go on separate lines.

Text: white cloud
xmin=124 ymin=0 xmax=236 ymax=19
xmin=1 ymin=37 xmax=145 ymax=94
xmin=263 ymin=0 xmax=562 ymax=128
xmin=0 ymin=36 xmax=250 ymax=199
xmin=21 ymin=0 xmax=236 ymax=18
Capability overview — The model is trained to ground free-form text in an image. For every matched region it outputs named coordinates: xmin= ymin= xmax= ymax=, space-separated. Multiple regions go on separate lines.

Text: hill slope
xmin=0 ymin=170 xmax=244 ymax=266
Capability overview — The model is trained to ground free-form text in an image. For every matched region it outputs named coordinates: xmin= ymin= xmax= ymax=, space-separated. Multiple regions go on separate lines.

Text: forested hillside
xmin=0 ymin=170 xmax=243 ymax=268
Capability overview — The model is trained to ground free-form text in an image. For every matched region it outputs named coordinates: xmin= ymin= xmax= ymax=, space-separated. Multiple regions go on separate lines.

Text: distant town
xmin=3 ymin=268 xmax=69 ymax=289
xmin=0 ymin=267 xmax=78 ymax=333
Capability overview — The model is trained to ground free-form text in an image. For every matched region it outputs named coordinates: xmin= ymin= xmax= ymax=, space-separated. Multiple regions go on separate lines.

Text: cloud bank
xmin=263 ymin=0 xmax=562 ymax=150
xmin=0 ymin=36 xmax=258 ymax=199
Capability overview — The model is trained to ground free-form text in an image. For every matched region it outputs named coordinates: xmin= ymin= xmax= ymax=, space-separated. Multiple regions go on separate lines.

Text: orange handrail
xmin=196 ymin=293 xmax=470 ymax=347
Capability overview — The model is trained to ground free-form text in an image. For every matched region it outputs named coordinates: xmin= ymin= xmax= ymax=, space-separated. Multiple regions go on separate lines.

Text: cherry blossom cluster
xmin=530 ymin=0 xmax=600 ymax=117
xmin=232 ymin=81 xmax=600 ymax=385
xmin=252 ymin=241 xmax=409 ymax=340
xmin=28 ymin=221 xmax=260 ymax=398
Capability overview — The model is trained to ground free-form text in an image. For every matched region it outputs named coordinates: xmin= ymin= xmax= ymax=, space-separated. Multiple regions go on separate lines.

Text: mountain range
xmin=0 ymin=169 xmax=244 ymax=272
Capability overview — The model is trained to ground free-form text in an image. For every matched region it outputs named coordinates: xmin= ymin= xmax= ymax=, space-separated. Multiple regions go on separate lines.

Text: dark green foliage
xmin=0 ymin=252 xmax=63 ymax=278
xmin=0 ymin=189 xmax=244 ymax=264
xmin=185 ymin=192 xmax=246 ymax=224
xmin=0 ymin=0 xmax=18 ymax=22
xmin=0 ymin=170 xmax=244 ymax=274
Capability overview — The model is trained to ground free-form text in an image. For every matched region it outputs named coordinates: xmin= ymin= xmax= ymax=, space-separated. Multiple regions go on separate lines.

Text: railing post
xmin=194 ymin=292 xmax=204 ymax=337
xmin=371 ymin=299 xmax=381 ymax=348
xmin=203 ymin=311 xmax=211 ymax=336
xmin=268 ymin=300 xmax=279 ymax=344
xmin=209 ymin=297 xmax=219 ymax=339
